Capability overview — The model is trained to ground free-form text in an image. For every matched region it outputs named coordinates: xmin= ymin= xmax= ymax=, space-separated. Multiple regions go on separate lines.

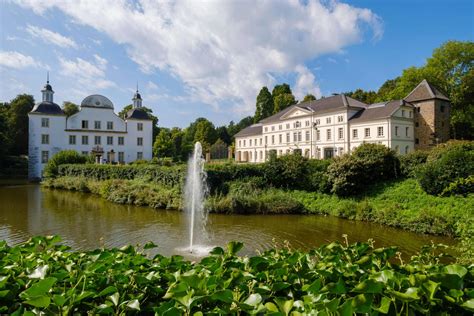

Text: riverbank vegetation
xmin=1 ymin=236 xmax=472 ymax=314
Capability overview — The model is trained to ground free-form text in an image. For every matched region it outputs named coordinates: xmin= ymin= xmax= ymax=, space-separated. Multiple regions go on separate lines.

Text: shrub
xmin=440 ymin=175 xmax=474 ymax=197
xmin=417 ymin=141 xmax=474 ymax=195
xmin=263 ymin=153 xmax=314 ymax=190
xmin=43 ymin=150 xmax=90 ymax=178
xmin=327 ymin=144 xmax=400 ymax=196
xmin=399 ymin=150 xmax=429 ymax=177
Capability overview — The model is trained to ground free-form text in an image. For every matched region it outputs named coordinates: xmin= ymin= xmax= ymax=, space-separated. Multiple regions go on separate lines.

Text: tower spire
xmin=132 ymin=82 xmax=142 ymax=108
xmin=47 ymin=71 xmax=49 ymax=83
xmin=42 ymin=72 xmax=54 ymax=102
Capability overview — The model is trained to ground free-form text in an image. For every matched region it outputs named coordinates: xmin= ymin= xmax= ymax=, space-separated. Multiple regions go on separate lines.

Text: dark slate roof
xmin=43 ymin=83 xmax=53 ymax=91
xmin=404 ymin=79 xmax=450 ymax=102
xmin=259 ymin=94 xmax=367 ymax=124
xmin=126 ymin=108 xmax=152 ymax=120
xmin=349 ymin=100 xmax=413 ymax=123
xmin=31 ymin=101 xmax=64 ymax=115
xmin=234 ymin=124 xmax=263 ymax=137
xmin=133 ymin=91 xmax=142 ymax=100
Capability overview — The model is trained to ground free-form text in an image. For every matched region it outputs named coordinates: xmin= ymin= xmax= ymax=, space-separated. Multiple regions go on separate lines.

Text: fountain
xmin=184 ymin=142 xmax=209 ymax=253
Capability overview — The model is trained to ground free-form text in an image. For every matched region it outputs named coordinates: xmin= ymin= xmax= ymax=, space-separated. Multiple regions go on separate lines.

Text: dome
xmin=43 ymin=83 xmax=53 ymax=91
xmin=80 ymin=94 xmax=114 ymax=109
xmin=31 ymin=101 xmax=63 ymax=115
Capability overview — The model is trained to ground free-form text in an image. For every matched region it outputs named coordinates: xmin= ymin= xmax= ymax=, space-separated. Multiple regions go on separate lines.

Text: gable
xmin=280 ymin=106 xmax=312 ymax=120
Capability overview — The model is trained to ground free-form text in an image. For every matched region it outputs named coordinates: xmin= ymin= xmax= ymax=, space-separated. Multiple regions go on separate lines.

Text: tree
xmin=8 ymin=94 xmax=34 ymax=155
xmin=376 ymin=78 xmax=399 ymax=102
xmin=301 ymin=94 xmax=316 ymax=103
xmin=153 ymin=128 xmax=174 ymax=158
xmin=0 ymin=103 xmax=10 ymax=161
xmin=194 ymin=120 xmax=217 ymax=151
xmin=272 ymin=83 xmax=296 ymax=114
xmin=254 ymin=87 xmax=273 ymax=122
xmin=119 ymin=104 xmax=159 ymax=140
xmin=216 ymin=126 xmax=231 ymax=145
xmin=344 ymin=89 xmax=378 ymax=104
xmin=62 ymin=101 xmax=79 ymax=117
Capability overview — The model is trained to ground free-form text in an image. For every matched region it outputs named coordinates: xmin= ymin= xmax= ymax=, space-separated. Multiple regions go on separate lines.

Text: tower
xmin=132 ymin=85 xmax=142 ymax=108
xmin=42 ymin=72 xmax=54 ymax=102
xmin=404 ymin=79 xmax=451 ymax=150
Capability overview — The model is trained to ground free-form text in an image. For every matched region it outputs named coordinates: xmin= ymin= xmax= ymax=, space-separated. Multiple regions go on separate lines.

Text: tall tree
xmin=344 ymin=89 xmax=378 ymax=104
xmin=0 ymin=103 xmax=11 ymax=160
xmin=8 ymin=94 xmax=34 ymax=155
xmin=376 ymin=78 xmax=399 ymax=102
xmin=272 ymin=83 xmax=296 ymax=114
xmin=216 ymin=126 xmax=231 ymax=145
xmin=153 ymin=128 xmax=174 ymax=158
xmin=254 ymin=86 xmax=273 ymax=122
xmin=301 ymin=94 xmax=316 ymax=103
xmin=194 ymin=120 xmax=217 ymax=151
xmin=62 ymin=101 xmax=79 ymax=117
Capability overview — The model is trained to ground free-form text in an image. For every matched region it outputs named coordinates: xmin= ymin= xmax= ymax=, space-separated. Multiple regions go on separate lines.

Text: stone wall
xmin=413 ymin=99 xmax=450 ymax=150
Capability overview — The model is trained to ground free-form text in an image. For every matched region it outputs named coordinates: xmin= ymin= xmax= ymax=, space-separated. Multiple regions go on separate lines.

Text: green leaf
xmin=24 ymin=296 xmax=51 ymax=308
xmin=274 ymin=297 xmax=294 ymax=315
xmin=443 ymin=264 xmax=468 ymax=278
xmin=53 ymin=294 xmax=66 ymax=307
xmin=272 ymin=282 xmax=291 ymax=292
xmin=227 ymin=241 xmax=244 ymax=256
xmin=211 ymin=290 xmax=234 ymax=303
xmin=353 ymin=279 xmax=383 ymax=294
xmin=352 ymin=293 xmax=374 ymax=313
xmin=144 ymin=241 xmax=158 ymax=249
xmin=303 ymin=279 xmax=322 ymax=293
xmin=372 ymin=270 xmax=395 ymax=284
xmin=422 ymin=280 xmax=440 ymax=300
xmin=265 ymin=302 xmax=279 ymax=312
xmin=127 ymin=299 xmax=140 ymax=310
xmin=108 ymin=292 xmax=120 ymax=306
xmin=210 ymin=247 xmax=224 ymax=256
xmin=244 ymin=293 xmax=262 ymax=306
xmin=20 ymin=277 xmax=57 ymax=299
xmin=338 ymin=299 xmax=353 ymax=316
xmin=97 ymin=286 xmax=118 ymax=297
xmin=390 ymin=288 xmax=420 ymax=302
xmin=372 ymin=296 xmax=391 ymax=314
xmin=461 ymin=299 xmax=474 ymax=312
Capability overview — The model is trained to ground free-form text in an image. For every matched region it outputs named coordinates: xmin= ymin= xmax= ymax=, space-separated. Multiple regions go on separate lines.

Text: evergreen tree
xmin=254 ymin=86 xmax=273 ymax=122
xmin=272 ymin=83 xmax=296 ymax=114
xmin=8 ymin=94 xmax=34 ymax=155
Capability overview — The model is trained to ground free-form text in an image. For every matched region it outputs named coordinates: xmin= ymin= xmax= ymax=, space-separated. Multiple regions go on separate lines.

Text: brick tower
xmin=404 ymin=79 xmax=451 ymax=150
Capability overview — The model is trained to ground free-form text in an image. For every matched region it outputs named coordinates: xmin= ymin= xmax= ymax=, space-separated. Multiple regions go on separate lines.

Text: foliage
xmin=226 ymin=116 xmax=254 ymax=139
xmin=301 ymin=94 xmax=316 ymax=102
xmin=210 ymin=139 xmax=228 ymax=160
xmin=417 ymin=141 xmax=474 ymax=195
xmin=0 ymin=156 xmax=28 ymax=178
xmin=153 ymin=128 xmax=175 ymax=158
xmin=264 ymin=153 xmax=312 ymax=190
xmin=254 ymin=86 xmax=273 ymax=122
xmin=61 ymin=101 xmax=79 ymax=117
xmin=118 ymin=104 xmax=159 ymax=140
xmin=441 ymin=175 xmax=474 ymax=197
xmin=43 ymin=150 xmax=90 ymax=178
xmin=0 ymin=236 xmax=472 ymax=314
xmin=399 ymin=150 xmax=429 ymax=177
xmin=194 ymin=119 xmax=218 ymax=152
xmin=344 ymin=89 xmax=378 ymax=104
xmin=272 ymin=83 xmax=297 ymax=114
xmin=327 ymin=144 xmax=400 ymax=196
xmin=6 ymin=94 xmax=34 ymax=155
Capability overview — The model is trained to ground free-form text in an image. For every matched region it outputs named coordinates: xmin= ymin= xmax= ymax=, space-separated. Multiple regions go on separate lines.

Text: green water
xmin=0 ymin=184 xmax=454 ymax=258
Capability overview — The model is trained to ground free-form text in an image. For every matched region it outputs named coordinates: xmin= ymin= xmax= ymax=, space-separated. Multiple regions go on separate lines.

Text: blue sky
xmin=0 ymin=0 xmax=472 ymax=128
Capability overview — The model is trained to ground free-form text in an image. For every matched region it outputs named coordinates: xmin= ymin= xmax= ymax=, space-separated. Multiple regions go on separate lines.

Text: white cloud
xmin=147 ymin=81 xmax=158 ymax=90
xmin=15 ymin=0 xmax=383 ymax=113
xmin=0 ymin=51 xmax=48 ymax=69
xmin=26 ymin=25 xmax=78 ymax=48
xmin=59 ymin=54 xmax=115 ymax=91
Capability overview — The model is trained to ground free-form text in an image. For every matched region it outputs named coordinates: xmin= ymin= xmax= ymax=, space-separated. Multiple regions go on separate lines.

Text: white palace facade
xmin=235 ymin=80 xmax=451 ymax=162
xmin=28 ymin=79 xmax=153 ymax=180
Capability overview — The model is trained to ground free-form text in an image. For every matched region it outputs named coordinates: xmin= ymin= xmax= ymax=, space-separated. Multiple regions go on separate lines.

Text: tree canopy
xmin=254 ymin=86 xmax=273 ymax=122
xmin=62 ymin=101 xmax=79 ymax=117
xmin=272 ymin=84 xmax=297 ymax=114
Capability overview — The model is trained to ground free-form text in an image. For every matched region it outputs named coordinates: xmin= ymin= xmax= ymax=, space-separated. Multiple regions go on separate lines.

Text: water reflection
xmin=0 ymin=185 xmax=454 ymax=258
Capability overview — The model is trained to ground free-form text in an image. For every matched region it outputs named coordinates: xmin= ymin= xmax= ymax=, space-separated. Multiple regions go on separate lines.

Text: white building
xmin=234 ymin=80 xmax=450 ymax=163
xmin=28 ymin=79 xmax=153 ymax=179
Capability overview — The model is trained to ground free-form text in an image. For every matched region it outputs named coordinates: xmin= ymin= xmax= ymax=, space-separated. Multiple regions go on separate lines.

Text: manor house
xmin=28 ymin=79 xmax=153 ymax=179
xmin=235 ymin=80 xmax=450 ymax=162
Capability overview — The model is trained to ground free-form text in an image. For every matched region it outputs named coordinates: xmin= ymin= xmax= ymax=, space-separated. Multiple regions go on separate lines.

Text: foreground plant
xmin=0 ymin=236 xmax=473 ymax=315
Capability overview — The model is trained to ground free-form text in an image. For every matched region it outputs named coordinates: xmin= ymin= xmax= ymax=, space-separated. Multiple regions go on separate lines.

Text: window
xmin=69 ymin=135 xmax=76 ymax=145
xmin=352 ymin=129 xmax=358 ymax=139
xmin=326 ymin=117 xmax=331 ymax=124
xmin=137 ymin=123 xmax=143 ymax=131
xmin=118 ymin=137 xmax=124 ymax=145
xmin=364 ymin=128 xmax=370 ymax=138
xmin=279 ymin=125 xmax=282 ymax=130
xmin=94 ymin=136 xmax=101 ymax=145
xmin=415 ymin=138 xmax=419 ymax=144
xmin=327 ymin=129 xmax=331 ymax=140
xmin=279 ymin=134 xmax=282 ymax=144
xmin=377 ymin=126 xmax=384 ymax=137
xmin=82 ymin=135 xmax=88 ymax=145
xmin=118 ymin=152 xmax=124 ymax=163
xmin=297 ymin=131 xmax=302 ymax=142
xmin=265 ymin=127 xmax=268 ymax=132
xmin=137 ymin=152 xmax=143 ymax=160
xmin=316 ymin=129 xmax=320 ymax=141
xmin=405 ymin=127 xmax=409 ymax=137
xmin=238 ymin=140 xmax=241 ymax=147
xmin=260 ymin=138 xmax=262 ymax=145
xmin=41 ymin=134 xmax=49 ymax=144
xmin=338 ymin=128 xmax=343 ymax=140
xmin=94 ymin=121 xmax=101 ymax=129
xmin=82 ymin=120 xmax=88 ymax=129
xmin=243 ymin=140 xmax=246 ymax=146
xmin=395 ymin=126 xmax=399 ymax=136
xmin=271 ymin=126 xmax=275 ymax=131
xmin=265 ymin=136 xmax=267 ymax=145
xmin=315 ymin=119 xmax=320 ymax=126
xmin=81 ymin=151 xmax=88 ymax=156
xmin=294 ymin=121 xmax=301 ymax=128
xmin=401 ymin=110 xmax=405 ymax=117
xmin=305 ymin=120 xmax=310 ymax=127
xmin=107 ymin=136 xmax=113 ymax=145
xmin=440 ymin=105 xmax=445 ymax=113
xmin=286 ymin=133 xmax=290 ymax=143
xmin=286 ymin=124 xmax=290 ymax=129
xmin=337 ymin=115 xmax=343 ymax=122
xmin=107 ymin=121 xmax=113 ymax=130
xmin=41 ymin=151 xmax=49 ymax=163
xmin=271 ymin=135 xmax=275 ymax=144
xmin=293 ymin=132 xmax=297 ymax=142
xmin=41 ymin=118 xmax=49 ymax=127
xmin=305 ymin=130 xmax=310 ymax=141
xmin=249 ymin=139 xmax=252 ymax=146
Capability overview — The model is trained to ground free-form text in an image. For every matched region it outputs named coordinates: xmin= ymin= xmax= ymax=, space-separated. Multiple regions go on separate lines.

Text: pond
xmin=0 ymin=184 xmax=455 ymax=258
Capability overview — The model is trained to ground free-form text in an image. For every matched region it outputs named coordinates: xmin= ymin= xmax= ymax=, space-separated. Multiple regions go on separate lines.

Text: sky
xmin=0 ymin=0 xmax=473 ymax=128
